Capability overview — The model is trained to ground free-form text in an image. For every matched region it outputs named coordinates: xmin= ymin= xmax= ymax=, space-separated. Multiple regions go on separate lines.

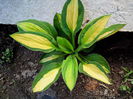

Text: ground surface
xmin=0 ymin=25 xmax=133 ymax=99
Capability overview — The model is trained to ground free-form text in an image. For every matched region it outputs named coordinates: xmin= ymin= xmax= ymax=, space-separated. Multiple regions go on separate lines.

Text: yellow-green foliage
xmin=10 ymin=0 xmax=126 ymax=92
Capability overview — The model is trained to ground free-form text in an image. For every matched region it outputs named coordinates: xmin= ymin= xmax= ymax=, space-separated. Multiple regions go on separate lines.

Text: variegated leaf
xmin=61 ymin=0 xmax=84 ymax=36
xmin=17 ymin=19 xmax=58 ymax=38
xmin=40 ymin=52 xmax=65 ymax=64
xmin=85 ymin=53 xmax=110 ymax=73
xmin=62 ymin=55 xmax=78 ymax=91
xmin=97 ymin=24 xmax=126 ymax=41
xmin=57 ymin=37 xmax=74 ymax=54
xmin=32 ymin=63 xmax=61 ymax=92
xmin=10 ymin=32 xmax=55 ymax=52
xmin=79 ymin=61 xmax=111 ymax=84
xmin=78 ymin=15 xmax=111 ymax=49
xmin=54 ymin=13 xmax=67 ymax=38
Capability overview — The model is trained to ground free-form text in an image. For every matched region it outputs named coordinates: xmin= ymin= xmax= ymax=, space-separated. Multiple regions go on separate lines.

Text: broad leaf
xmin=61 ymin=0 xmax=84 ymax=36
xmin=79 ymin=61 xmax=111 ymax=84
xmin=78 ymin=15 xmax=111 ymax=49
xmin=54 ymin=13 xmax=67 ymax=38
xmin=78 ymin=16 xmax=105 ymax=45
xmin=10 ymin=32 xmax=55 ymax=53
xmin=17 ymin=19 xmax=58 ymax=38
xmin=97 ymin=24 xmax=126 ymax=41
xmin=40 ymin=52 xmax=65 ymax=64
xmin=85 ymin=53 xmax=110 ymax=73
xmin=57 ymin=37 xmax=74 ymax=54
xmin=32 ymin=62 xmax=61 ymax=92
xmin=62 ymin=55 xmax=78 ymax=91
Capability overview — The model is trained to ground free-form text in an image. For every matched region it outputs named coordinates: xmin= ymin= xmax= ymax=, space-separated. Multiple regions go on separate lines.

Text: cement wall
xmin=0 ymin=0 xmax=133 ymax=31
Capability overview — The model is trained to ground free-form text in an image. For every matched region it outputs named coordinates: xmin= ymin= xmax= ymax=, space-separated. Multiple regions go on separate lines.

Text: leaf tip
xmin=105 ymin=79 xmax=112 ymax=85
xmin=67 ymin=84 xmax=75 ymax=91
xmin=106 ymin=14 xmax=112 ymax=17
xmin=10 ymin=34 xmax=15 ymax=38
xmin=121 ymin=24 xmax=126 ymax=27
xmin=32 ymin=87 xmax=41 ymax=93
xmin=103 ymin=14 xmax=112 ymax=20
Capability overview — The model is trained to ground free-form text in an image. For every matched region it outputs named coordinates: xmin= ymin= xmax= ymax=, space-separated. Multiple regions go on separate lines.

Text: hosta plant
xmin=10 ymin=0 xmax=126 ymax=92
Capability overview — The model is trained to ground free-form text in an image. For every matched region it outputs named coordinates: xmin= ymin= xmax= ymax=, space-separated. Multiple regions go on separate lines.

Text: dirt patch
xmin=0 ymin=25 xmax=133 ymax=99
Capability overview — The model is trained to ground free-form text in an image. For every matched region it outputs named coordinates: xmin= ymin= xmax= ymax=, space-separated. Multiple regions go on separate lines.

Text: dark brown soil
xmin=0 ymin=24 xmax=133 ymax=99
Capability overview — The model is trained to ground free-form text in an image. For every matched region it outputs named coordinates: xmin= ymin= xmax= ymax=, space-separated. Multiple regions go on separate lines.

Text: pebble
xmin=28 ymin=62 xmax=35 ymax=67
xmin=15 ymin=74 xmax=20 ymax=80
xmin=0 ymin=74 xmax=2 ymax=77
xmin=21 ymin=70 xmax=37 ymax=78
xmin=119 ymin=71 xmax=124 ymax=74
xmin=104 ymin=89 xmax=108 ymax=95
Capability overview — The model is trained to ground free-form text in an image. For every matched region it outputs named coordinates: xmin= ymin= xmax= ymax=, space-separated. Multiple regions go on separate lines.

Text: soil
xmin=0 ymin=24 xmax=133 ymax=99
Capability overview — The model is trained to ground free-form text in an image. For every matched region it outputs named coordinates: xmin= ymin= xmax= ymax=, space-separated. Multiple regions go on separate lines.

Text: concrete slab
xmin=0 ymin=0 xmax=65 ymax=24
xmin=0 ymin=0 xmax=133 ymax=31
xmin=83 ymin=0 xmax=133 ymax=32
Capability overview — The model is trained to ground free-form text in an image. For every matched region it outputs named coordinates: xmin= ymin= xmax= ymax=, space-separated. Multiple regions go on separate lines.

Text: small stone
xmin=119 ymin=71 xmax=124 ymax=74
xmin=3 ymin=86 xmax=7 ymax=90
xmin=112 ymin=89 xmax=115 ymax=91
xmin=0 ymin=74 xmax=2 ymax=77
xmin=28 ymin=87 xmax=32 ymax=93
xmin=28 ymin=62 xmax=35 ymax=67
xmin=9 ymin=82 xmax=14 ymax=86
xmin=15 ymin=74 xmax=20 ymax=80
xmin=53 ymin=82 xmax=58 ymax=86
xmin=21 ymin=70 xmax=37 ymax=78
xmin=104 ymin=89 xmax=108 ymax=95
xmin=32 ymin=75 xmax=36 ymax=79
